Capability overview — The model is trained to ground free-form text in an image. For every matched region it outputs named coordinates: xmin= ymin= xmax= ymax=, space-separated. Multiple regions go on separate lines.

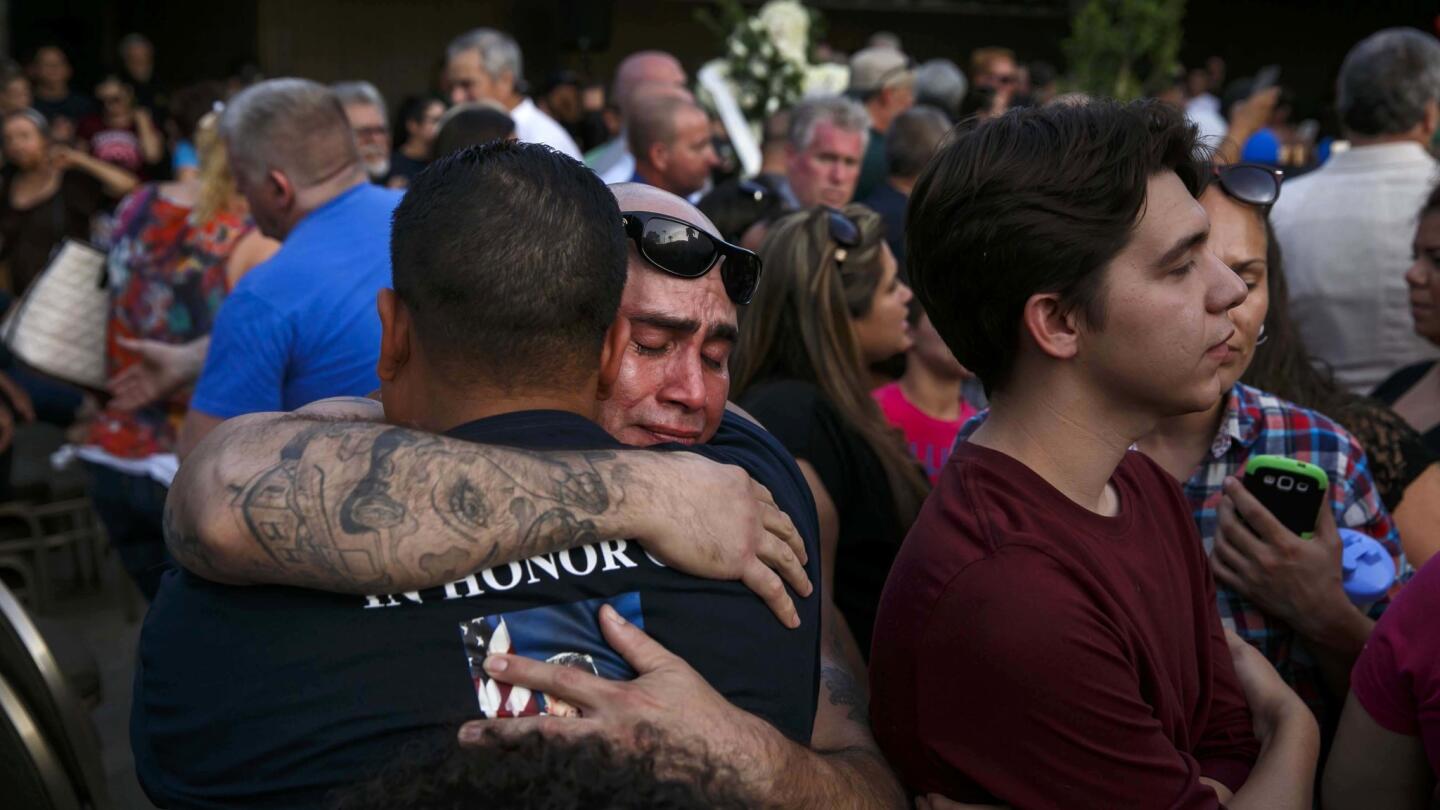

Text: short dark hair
xmin=885 ymin=105 xmax=951 ymax=178
xmin=433 ymin=104 xmax=515 ymax=158
xmin=390 ymin=140 xmax=627 ymax=391
xmin=331 ymin=726 xmax=753 ymax=810
xmin=907 ymin=99 xmax=1206 ymax=394
xmin=697 ymin=176 xmax=788 ymax=244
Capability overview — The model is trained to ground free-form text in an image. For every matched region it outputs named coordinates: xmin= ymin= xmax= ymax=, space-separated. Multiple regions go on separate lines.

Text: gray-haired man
xmin=445 ymin=27 xmax=580 ymax=159
xmin=781 ymin=95 xmax=871 ymax=209
xmin=332 ymin=80 xmax=392 ymax=183
xmin=1271 ymin=28 xmax=1440 ymax=393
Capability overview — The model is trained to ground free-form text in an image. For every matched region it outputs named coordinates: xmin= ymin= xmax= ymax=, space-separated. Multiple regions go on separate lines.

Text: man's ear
xmin=595 ymin=317 xmax=631 ymax=401
xmin=376 ymin=288 xmax=411 ymax=382
xmin=648 ymin=141 xmax=669 ymax=173
xmin=268 ymin=168 xmax=296 ymax=214
xmin=1424 ymin=99 xmax=1440 ymax=140
xmin=1020 ymin=292 xmax=1082 ymax=362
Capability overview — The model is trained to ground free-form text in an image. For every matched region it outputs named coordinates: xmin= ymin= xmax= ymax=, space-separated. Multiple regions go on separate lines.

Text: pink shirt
xmin=872 ymin=382 xmax=975 ymax=484
xmin=1351 ymin=554 xmax=1440 ymax=777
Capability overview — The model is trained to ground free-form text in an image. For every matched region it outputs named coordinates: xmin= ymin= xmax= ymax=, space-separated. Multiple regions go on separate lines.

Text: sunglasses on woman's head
xmin=621 ymin=211 xmax=763 ymax=305
xmin=1211 ymin=163 xmax=1284 ymax=208
xmin=825 ymin=208 xmax=860 ymax=267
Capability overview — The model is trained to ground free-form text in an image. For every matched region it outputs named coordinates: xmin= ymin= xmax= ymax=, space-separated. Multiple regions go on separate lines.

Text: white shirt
xmin=1185 ymin=94 xmax=1228 ymax=148
xmin=509 ymin=97 xmax=581 ymax=160
xmin=1270 ymin=141 xmax=1440 ymax=394
xmin=587 ymin=136 xmax=636 ymax=184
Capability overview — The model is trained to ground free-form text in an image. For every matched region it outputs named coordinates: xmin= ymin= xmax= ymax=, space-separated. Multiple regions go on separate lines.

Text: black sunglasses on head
xmin=621 ymin=211 xmax=763 ymax=305
xmin=824 ymin=207 xmax=860 ymax=267
xmin=1210 ymin=163 xmax=1284 ymax=208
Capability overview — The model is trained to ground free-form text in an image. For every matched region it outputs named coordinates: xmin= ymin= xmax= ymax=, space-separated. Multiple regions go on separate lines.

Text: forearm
xmin=137 ymin=119 xmax=165 ymax=164
xmin=1296 ymin=601 xmax=1373 ymax=698
xmin=763 ymin=605 xmax=903 ymax=809
xmin=71 ymin=152 xmax=138 ymax=197
xmin=1227 ymin=701 xmax=1320 ymax=810
xmin=166 ymin=411 xmax=678 ymax=592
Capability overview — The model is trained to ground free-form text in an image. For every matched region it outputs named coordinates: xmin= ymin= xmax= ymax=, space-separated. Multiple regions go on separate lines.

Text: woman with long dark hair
xmin=731 ymin=204 xmax=929 ymax=658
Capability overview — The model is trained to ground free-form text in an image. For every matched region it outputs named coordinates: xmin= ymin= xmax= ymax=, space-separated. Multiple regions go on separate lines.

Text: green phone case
xmin=1243 ymin=455 xmax=1329 ymax=539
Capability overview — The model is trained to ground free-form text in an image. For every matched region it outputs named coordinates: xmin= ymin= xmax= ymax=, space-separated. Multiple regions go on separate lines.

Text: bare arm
xmin=135 ymin=109 xmax=165 ymax=165
xmin=1223 ymin=630 xmax=1321 ymax=810
xmin=57 ymin=145 xmax=139 ymax=198
xmin=165 ymin=400 xmax=811 ymax=621
xmin=1323 ymin=691 xmax=1431 ymax=810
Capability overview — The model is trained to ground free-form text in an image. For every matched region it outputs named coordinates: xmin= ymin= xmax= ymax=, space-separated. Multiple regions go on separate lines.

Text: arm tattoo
xmin=821 ymin=662 xmax=869 ymax=724
xmin=200 ymin=418 xmax=634 ymax=593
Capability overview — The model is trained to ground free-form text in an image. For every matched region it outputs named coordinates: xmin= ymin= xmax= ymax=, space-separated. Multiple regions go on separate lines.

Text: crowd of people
xmin=1 ymin=18 xmax=1439 ymax=810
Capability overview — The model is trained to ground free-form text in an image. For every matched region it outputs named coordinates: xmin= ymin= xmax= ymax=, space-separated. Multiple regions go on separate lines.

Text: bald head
xmin=611 ymin=182 xmax=719 ymax=238
xmin=613 ymin=51 xmax=686 ymax=113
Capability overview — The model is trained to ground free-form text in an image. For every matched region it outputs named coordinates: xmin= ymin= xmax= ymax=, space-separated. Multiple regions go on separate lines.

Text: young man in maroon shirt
xmin=869 ymin=100 xmax=1320 ymax=808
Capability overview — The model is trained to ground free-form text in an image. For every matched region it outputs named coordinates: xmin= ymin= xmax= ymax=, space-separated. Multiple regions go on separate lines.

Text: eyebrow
xmin=631 ymin=311 xmax=738 ymax=344
xmin=1155 ymin=227 xmax=1209 ymax=269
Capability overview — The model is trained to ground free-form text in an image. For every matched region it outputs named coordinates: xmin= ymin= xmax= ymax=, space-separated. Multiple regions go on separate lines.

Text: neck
xmin=969 ymin=369 xmax=1156 ymax=514
xmin=899 ymin=361 xmax=963 ymax=421
xmin=1136 ymin=392 xmax=1227 ymax=481
xmin=35 ymin=82 xmax=65 ymax=99
xmin=865 ymin=101 xmax=892 ymax=133
xmin=500 ymin=92 xmax=525 ymax=113
xmin=291 ymin=163 xmax=368 ymax=222
xmin=889 ymin=175 xmax=916 ymax=196
xmin=401 ymin=140 xmax=429 ymax=160
xmin=393 ymin=380 xmax=600 ymax=434
xmin=1347 ymin=129 xmax=1430 ymax=149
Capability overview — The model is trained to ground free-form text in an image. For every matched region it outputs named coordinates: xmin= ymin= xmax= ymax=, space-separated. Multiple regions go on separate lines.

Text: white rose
xmin=802 ymin=63 xmax=850 ymax=97
xmin=757 ymin=0 xmax=809 ymax=66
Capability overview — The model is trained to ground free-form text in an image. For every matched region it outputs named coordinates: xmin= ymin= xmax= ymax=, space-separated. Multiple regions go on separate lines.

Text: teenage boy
xmin=869 ymin=100 xmax=1320 ymax=808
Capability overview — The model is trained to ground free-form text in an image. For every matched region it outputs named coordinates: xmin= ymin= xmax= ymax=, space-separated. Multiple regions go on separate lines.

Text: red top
xmin=1351 ymin=553 xmax=1440 ymax=777
xmin=869 ymin=441 xmax=1260 ymax=808
xmin=872 ymin=382 xmax=975 ymax=485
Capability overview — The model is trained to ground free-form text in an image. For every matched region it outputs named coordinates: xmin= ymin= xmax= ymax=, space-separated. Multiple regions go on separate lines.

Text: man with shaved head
xmin=588 ymin=50 xmax=688 ymax=183
xmin=627 ymin=96 xmax=719 ymax=198
xmin=166 ymin=180 xmax=907 ymax=806
xmin=178 ymin=78 xmax=403 ymax=458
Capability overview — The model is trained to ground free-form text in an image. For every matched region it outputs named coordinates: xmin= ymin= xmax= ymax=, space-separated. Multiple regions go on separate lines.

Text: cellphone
xmin=1251 ymin=65 xmax=1281 ymax=95
xmin=1242 ymin=455 xmax=1328 ymax=539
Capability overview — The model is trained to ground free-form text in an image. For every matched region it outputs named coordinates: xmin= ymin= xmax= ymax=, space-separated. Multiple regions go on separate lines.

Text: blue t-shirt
xmin=132 ymin=409 xmax=821 ymax=808
xmin=189 ymin=183 xmax=402 ymax=418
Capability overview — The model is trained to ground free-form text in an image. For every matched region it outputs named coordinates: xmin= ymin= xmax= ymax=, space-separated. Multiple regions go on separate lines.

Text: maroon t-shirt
xmin=869 ymin=442 xmax=1260 ymax=808
xmin=1351 ymin=553 xmax=1440 ymax=778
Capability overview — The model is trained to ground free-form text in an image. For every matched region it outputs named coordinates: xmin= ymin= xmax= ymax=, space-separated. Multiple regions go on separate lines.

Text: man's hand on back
xmin=627 ymin=452 xmax=812 ymax=628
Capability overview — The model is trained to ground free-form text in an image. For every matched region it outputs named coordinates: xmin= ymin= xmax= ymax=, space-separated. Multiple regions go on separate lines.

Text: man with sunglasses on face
xmin=161 ymin=178 xmax=906 ymax=807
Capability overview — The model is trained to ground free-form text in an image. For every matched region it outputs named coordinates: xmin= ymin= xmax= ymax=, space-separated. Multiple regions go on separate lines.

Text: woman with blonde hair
xmin=732 ymin=204 xmax=928 ymax=659
xmin=78 ymin=86 xmax=277 ymax=599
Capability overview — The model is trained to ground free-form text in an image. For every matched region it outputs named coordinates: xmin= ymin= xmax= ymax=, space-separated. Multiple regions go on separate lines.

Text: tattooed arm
xmin=166 ymin=401 xmax=811 ymax=623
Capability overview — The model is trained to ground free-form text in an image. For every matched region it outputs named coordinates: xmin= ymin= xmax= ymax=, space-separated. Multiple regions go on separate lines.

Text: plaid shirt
xmin=1184 ymin=383 xmax=1399 ymax=722
xmin=955 ymin=382 xmax=1401 ymax=722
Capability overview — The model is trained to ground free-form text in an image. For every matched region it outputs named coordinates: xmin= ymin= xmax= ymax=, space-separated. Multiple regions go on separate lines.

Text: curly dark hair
xmin=329 ymin=725 xmax=757 ymax=810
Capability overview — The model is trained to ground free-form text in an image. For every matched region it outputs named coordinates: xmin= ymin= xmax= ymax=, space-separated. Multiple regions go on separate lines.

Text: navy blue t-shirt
xmin=132 ymin=409 xmax=821 ymax=808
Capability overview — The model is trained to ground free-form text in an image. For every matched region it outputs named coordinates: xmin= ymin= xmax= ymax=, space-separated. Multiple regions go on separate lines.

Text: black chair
xmin=0 ymin=673 xmax=82 ymax=810
xmin=0 ymin=580 xmax=112 ymax=809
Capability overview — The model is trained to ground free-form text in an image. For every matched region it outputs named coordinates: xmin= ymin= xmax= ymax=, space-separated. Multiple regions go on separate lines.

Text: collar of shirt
xmin=1208 ymin=382 xmax=1262 ymax=460
xmin=1321 ymin=141 xmax=1436 ymax=174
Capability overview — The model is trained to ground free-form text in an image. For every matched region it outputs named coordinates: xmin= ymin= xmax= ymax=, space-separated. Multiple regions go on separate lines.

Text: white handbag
xmin=1 ymin=239 xmax=108 ymax=390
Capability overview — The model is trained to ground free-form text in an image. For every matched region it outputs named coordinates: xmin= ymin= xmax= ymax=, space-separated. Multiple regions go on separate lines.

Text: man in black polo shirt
xmin=134 ymin=144 xmax=828 ymax=808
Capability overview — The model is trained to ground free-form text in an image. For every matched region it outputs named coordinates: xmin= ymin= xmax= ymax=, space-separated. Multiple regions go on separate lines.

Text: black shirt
xmin=860 ymin=181 xmax=908 ymax=274
xmin=32 ymin=92 xmax=96 ymax=127
xmin=0 ymin=169 xmax=104 ymax=294
xmin=1373 ymin=360 xmax=1440 ymax=457
xmin=387 ymin=151 xmax=428 ymax=188
xmin=132 ymin=409 xmax=821 ymax=809
xmin=739 ymin=378 xmax=905 ymax=658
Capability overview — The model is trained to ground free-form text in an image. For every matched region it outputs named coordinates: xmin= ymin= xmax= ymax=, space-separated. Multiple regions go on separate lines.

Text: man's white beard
xmin=364 ymin=156 xmax=391 ymax=180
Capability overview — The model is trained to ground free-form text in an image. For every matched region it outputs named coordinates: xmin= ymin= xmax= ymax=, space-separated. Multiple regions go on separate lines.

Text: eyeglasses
xmin=1211 ymin=163 xmax=1284 ymax=208
xmin=621 ymin=211 xmax=763 ymax=305
xmin=825 ymin=207 xmax=859 ymax=267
